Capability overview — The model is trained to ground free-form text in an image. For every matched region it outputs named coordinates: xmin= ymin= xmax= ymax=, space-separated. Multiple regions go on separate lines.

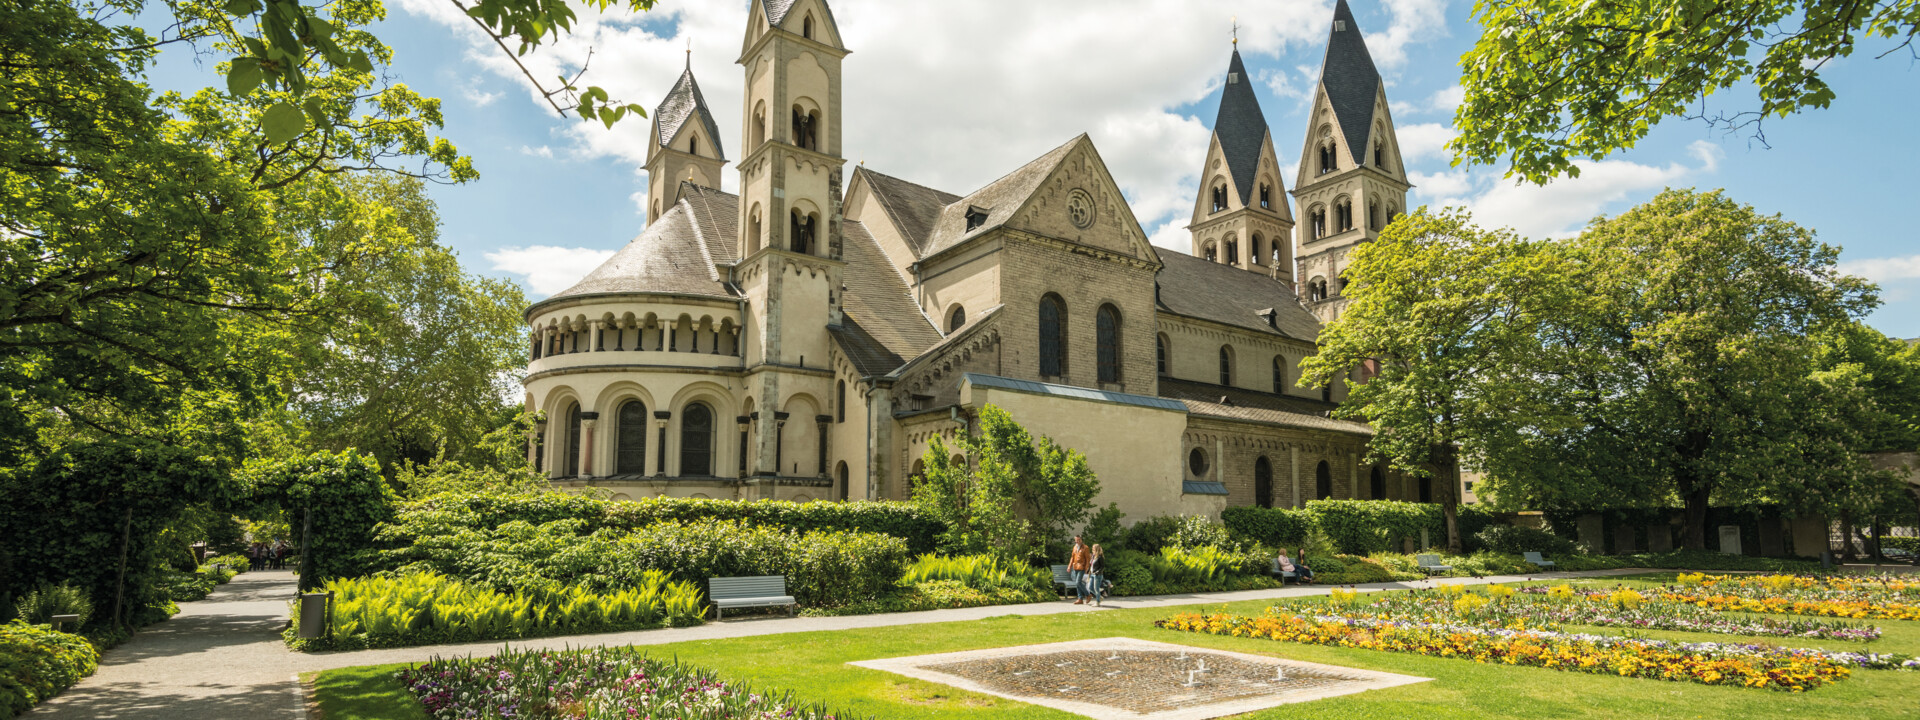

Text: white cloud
xmin=486 ymin=246 xmax=617 ymax=297
xmin=1396 ymin=122 xmax=1456 ymax=162
xmin=394 ymin=0 xmax=1460 ymax=254
xmin=1838 ymin=255 xmax=1920 ymax=284
xmin=461 ymin=79 xmax=502 ymax=107
xmin=1427 ymin=84 xmax=1465 ymax=113
xmin=519 ymin=145 xmax=554 ymax=158
xmin=1427 ymin=141 xmax=1724 ymax=239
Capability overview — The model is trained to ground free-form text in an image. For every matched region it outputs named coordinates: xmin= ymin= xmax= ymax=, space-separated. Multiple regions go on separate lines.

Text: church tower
xmin=1189 ymin=45 xmax=1294 ymax=282
xmin=1292 ymin=0 xmax=1410 ymax=322
xmin=733 ymin=0 xmax=849 ymax=489
xmin=643 ymin=60 xmax=726 ymax=226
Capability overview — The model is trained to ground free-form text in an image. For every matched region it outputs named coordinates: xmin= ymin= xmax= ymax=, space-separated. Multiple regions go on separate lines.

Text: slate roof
xmin=677 ymin=183 xmax=738 ymax=260
xmin=1319 ymin=0 xmax=1382 ymax=166
xmin=542 ymin=194 xmax=737 ymax=304
xmin=1155 ymin=249 xmax=1319 ymax=343
xmin=856 ymin=167 xmax=962 ymax=257
xmin=653 ymin=64 xmax=726 ymax=160
xmin=834 ymin=219 xmax=943 ymax=376
xmin=1213 ymin=49 xmax=1271 ymax=206
xmin=1158 ymin=377 xmax=1373 ymax=436
xmin=918 ymin=135 xmax=1083 ymax=259
xmin=761 ymin=0 xmax=842 ymax=39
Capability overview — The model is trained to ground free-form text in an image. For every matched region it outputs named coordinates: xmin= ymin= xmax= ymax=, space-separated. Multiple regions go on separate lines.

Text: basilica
xmin=520 ymin=0 xmax=1449 ymax=521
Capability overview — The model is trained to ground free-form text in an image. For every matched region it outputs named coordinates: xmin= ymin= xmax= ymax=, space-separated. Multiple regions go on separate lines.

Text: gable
xmin=1002 ymin=139 xmax=1158 ymax=264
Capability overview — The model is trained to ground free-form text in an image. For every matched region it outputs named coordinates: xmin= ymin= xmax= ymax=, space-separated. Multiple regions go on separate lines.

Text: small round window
xmin=1188 ymin=448 xmax=1209 ymax=477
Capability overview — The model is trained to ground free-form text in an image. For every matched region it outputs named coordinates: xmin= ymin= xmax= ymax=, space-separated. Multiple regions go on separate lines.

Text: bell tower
xmin=643 ymin=58 xmax=726 ymax=226
xmin=732 ymin=0 xmax=850 ymax=488
xmin=1292 ymin=0 xmax=1411 ymax=322
xmin=1188 ymin=44 xmax=1293 ymax=282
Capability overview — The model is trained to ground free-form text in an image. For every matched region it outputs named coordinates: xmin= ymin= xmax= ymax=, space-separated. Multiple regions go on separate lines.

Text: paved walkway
xmin=31 ymin=567 xmax=1654 ymax=719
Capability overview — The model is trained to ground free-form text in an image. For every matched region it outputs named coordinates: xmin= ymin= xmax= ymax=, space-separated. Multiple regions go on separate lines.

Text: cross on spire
xmin=1231 ymin=16 xmax=1239 ymax=45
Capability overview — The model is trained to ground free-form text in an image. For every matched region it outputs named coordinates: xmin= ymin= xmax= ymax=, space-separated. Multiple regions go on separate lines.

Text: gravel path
xmin=28 ymin=567 xmax=1652 ymax=719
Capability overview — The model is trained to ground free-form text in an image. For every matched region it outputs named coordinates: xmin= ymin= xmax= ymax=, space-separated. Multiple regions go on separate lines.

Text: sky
xmin=143 ymin=0 xmax=1919 ymax=337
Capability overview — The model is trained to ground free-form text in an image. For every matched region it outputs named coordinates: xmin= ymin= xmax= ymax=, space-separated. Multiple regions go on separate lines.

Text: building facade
xmin=519 ymin=0 xmax=1449 ymax=519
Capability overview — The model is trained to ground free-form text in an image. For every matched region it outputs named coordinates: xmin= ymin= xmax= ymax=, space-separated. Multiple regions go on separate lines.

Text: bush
xmin=204 ymin=553 xmax=250 ymax=573
xmin=900 ymin=554 xmax=1047 ymax=592
xmin=1081 ymin=504 xmax=1127 ymax=550
xmin=286 ymin=571 xmax=704 ymax=652
xmin=1475 ymin=524 xmax=1579 ymax=557
xmin=156 ymin=570 xmax=219 ymax=603
xmin=1121 ymin=515 xmax=1181 ymax=553
xmin=378 ymin=517 xmax=911 ymax=608
xmin=1221 ymin=506 xmax=1313 ymax=548
xmin=11 ymin=585 xmax=91 ymax=628
xmin=240 ymin=451 xmax=399 ymax=590
xmin=385 ymin=492 xmax=944 ymax=555
xmin=1168 ymin=515 xmax=1232 ymax=550
xmin=0 ymin=620 xmax=99 ymax=718
xmin=1315 ymin=555 xmax=1396 ymax=584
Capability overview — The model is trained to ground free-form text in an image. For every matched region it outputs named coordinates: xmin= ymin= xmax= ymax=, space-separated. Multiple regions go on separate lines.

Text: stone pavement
xmin=29 ymin=567 xmax=1651 ymax=719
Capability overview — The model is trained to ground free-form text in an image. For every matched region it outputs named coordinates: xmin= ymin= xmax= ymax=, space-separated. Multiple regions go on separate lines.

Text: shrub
xmin=287 ymin=572 xmax=704 ymax=652
xmin=240 ymin=451 xmax=398 ymax=590
xmin=1475 ymin=524 xmax=1579 ymax=557
xmin=204 ymin=553 xmax=250 ymax=573
xmin=1315 ymin=554 xmax=1396 ymax=584
xmin=386 ymin=492 xmax=944 ymax=555
xmin=1081 ymin=504 xmax=1127 ymax=549
xmin=11 ymin=585 xmax=91 ymax=628
xmin=1221 ymin=506 xmax=1313 ymax=548
xmin=1168 ymin=515 xmax=1232 ymax=550
xmin=900 ymin=554 xmax=1047 ymax=592
xmin=0 ymin=620 xmax=99 ymax=718
xmin=1122 ymin=515 xmax=1182 ymax=553
xmin=156 ymin=570 xmax=218 ymax=603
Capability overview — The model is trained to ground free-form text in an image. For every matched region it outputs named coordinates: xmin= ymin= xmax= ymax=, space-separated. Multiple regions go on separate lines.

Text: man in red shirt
xmin=1068 ymin=536 xmax=1090 ymax=604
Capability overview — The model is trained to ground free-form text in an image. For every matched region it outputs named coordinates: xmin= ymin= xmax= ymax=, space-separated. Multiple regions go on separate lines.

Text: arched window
xmin=1218 ymin=345 xmax=1234 ymax=386
xmin=688 ymin=135 xmax=699 ymax=156
xmin=564 ymin=402 xmax=582 ymax=477
xmin=531 ymin=332 xmax=542 ymax=361
xmin=1272 ymin=355 xmax=1286 ymax=393
xmin=789 ymin=209 xmax=816 ymax=254
xmin=1039 ymin=294 xmax=1066 ymax=377
xmin=947 ymin=305 xmax=966 ymax=333
xmin=1225 ymin=239 xmax=1238 ymax=264
xmin=1203 ymin=242 xmax=1217 ymax=262
xmin=836 ymin=380 xmax=846 ymax=423
xmin=1211 ymin=185 xmax=1227 ymax=213
xmin=747 ymin=206 xmax=763 ymax=254
xmin=1315 ymin=460 xmax=1332 ymax=500
xmin=1255 ymin=456 xmax=1273 ymax=507
xmin=1319 ymin=143 xmax=1337 ymax=174
xmin=791 ymin=106 xmax=818 ymax=151
xmin=1096 ymin=304 xmax=1120 ymax=383
xmin=1259 ymin=184 xmax=1271 ymax=209
xmin=752 ymin=102 xmax=767 ymax=150
xmin=616 ymin=400 xmax=647 ymax=474
xmin=1370 ymin=465 xmax=1386 ymax=500
xmin=1156 ymin=334 xmax=1170 ymax=376
xmin=1188 ymin=447 xmax=1209 ymax=477
xmin=1374 ymin=142 xmax=1385 ymax=169
xmin=679 ymin=402 xmax=713 ymax=476
xmin=1311 ymin=207 xmax=1326 ymax=238
xmin=1418 ymin=476 xmax=1433 ymax=503
xmin=1251 ymin=234 xmax=1264 ymax=265
xmin=802 ymin=13 xmax=813 ymax=39
xmin=835 ymin=461 xmax=849 ymax=501
xmin=1271 ymin=244 xmax=1283 ymax=266
xmin=1369 ymin=200 xmax=1380 ymax=230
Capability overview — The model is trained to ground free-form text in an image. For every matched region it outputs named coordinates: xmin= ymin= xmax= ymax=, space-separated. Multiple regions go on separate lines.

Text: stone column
xmin=816 ymin=414 xmax=832 ymax=476
xmin=730 ymin=327 xmax=742 ymax=357
xmin=868 ymin=384 xmax=892 ymax=500
xmin=1289 ymin=445 xmax=1300 ymax=508
xmin=592 ymin=321 xmax=604 ymax=351
xmin=579 ymin=412 xmax=599 ymax=478
xmin=774 ymin=411 xmax=790 ymax=475
xmin=654 ymin=411 xmax=672 ymax=475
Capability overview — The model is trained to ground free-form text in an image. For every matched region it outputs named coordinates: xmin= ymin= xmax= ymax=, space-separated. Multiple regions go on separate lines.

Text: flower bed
xmin=1659 ymin=591 xmax=1920 ymax=622
xmin=1446 ymin=585 xmax=1885 ymax=641
xmin=395 ymin=645 xmax=859 ymax=719
xmin=285 ymin=571 xmax=705 ymax=652
xmin=1157 ymin=611 xmax=1862 ymax=691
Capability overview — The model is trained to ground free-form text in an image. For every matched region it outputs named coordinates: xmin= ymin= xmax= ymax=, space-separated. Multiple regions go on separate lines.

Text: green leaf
xmin=227 ymin=58 xmax=265 ymax=96
xmin=223 ymin=0 xmax=261 ymax=16
xmin=348 ymin=51 xmax=374 ymax=73
xmin=263 ymin=102 xmax=307 ymax=143
xmin=302 ymin=97 xmax=327 ymax=128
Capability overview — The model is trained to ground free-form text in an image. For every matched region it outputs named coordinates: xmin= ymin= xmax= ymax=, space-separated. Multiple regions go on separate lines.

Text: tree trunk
xmin=1679 ymin=477 xmax=1711 ymax=551
xmin=1838 ymin=512 xmax=1858 ymax=563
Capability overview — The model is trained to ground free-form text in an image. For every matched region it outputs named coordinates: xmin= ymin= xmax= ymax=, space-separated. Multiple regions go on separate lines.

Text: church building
xmin=519 ymin=0 xmax=1448 ymax=520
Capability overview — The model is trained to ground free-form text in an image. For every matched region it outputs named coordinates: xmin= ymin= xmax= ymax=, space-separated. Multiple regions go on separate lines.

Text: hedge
xmin=0 ymin=621 xmax=98 ymax=719
xmin=383 ymin=492 xmax=944 ymax=554
xmin=376 ymin=518 xmax=911 ymax=608
xmin=1220 ymin=501 xmax=1497 ymax=555
xmin=1220 ymin=506 xmax=1314 ymax=548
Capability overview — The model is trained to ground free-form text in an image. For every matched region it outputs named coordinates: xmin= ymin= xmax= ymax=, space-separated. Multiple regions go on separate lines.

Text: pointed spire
xmin=1213 ymin=48 xmax=1270 ymax=207
xmin=1318 ymin=0 xmax=1382 ymax=166
xmin=654 ymin=63 xmax=726 ymax=161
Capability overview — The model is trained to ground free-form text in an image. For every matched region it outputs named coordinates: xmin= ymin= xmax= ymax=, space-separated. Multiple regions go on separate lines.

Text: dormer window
xmin=964 ymin=206 xmax=989 ymax=231
xmin=1334 ymin=20 xmax=1347 ymax=31
xmin=1259 ymin=184 xmax=1271 ymax=209
xmin=1227 ymin=72 xmax=1239 ymax=84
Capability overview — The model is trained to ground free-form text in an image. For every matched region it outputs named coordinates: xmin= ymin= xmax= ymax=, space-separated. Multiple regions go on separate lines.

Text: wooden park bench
xmin=707 ymin=575 xmax=796 ymax=620
xmin=1415 ymin=554 xmax=1453 ymax=575
xmin=1523 ymin=551 xmax=1557 ymax=570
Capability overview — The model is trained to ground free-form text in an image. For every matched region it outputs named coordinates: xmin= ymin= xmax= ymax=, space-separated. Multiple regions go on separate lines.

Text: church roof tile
xmin=918 ymin=135 xmax=1083 ymax=259
xmin=1318 ymin=0 xmax=1382 ymax=166
xmin=1213 ymin=49 xmax=1271 ymax=206
xmin=1154 ymin=250 xmax=1319 ymax=343
xmin=855 ymin=167 xmax=961 ymax=258
xmin=654 ymin=64 xmax=726 ymax=160
xmin=542 ymin=192 xmax=738 ymax=303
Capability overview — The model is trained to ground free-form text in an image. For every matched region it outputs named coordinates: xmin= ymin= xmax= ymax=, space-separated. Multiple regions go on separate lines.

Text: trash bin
xmin=297 ymin=592 xmax=332 ymax=639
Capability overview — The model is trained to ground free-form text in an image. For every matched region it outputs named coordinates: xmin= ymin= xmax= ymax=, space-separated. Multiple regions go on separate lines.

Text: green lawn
xmin=311 ymin=577 xmax=1920 ymax=719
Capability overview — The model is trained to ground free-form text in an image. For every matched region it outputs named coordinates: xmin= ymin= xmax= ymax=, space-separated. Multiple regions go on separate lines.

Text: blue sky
xmin=144 ymin=0 xmax=1919 ymax=337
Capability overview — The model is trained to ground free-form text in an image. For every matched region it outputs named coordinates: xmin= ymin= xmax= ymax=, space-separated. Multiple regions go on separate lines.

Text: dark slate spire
xmin=654 ymin=62 xmax=726 ymax=161
xmin=1213 ymin=49 xmax=1270 ymax=206
xmin=1318 ymin=0 xmax=1382 ymax=166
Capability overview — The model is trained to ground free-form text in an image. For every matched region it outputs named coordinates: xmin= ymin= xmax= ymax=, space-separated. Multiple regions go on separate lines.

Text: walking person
xmin=271 ymin=538 xmax=288 ymax=570
xmin=1068 ymin=536 xmax=1090 ymax=604
xmin=1084 ymin=544 xmax=1107 ymax=606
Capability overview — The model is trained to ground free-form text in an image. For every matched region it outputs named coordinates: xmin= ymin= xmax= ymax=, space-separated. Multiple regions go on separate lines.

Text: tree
xmin=240 ymin=450 xmax=397 ymax=590
xmin=911 ymin=405 xmax=1100 ymax=561
xmin=280 ymin=175 xmax=529 ymax=470
xmin=1480 ymin=189 xmax=1876 ymax=549
xmin=1454 ymin=0 xmax=1920 ymax=183
xmin=1300 ymin=208 xmax=1561 ymax=553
